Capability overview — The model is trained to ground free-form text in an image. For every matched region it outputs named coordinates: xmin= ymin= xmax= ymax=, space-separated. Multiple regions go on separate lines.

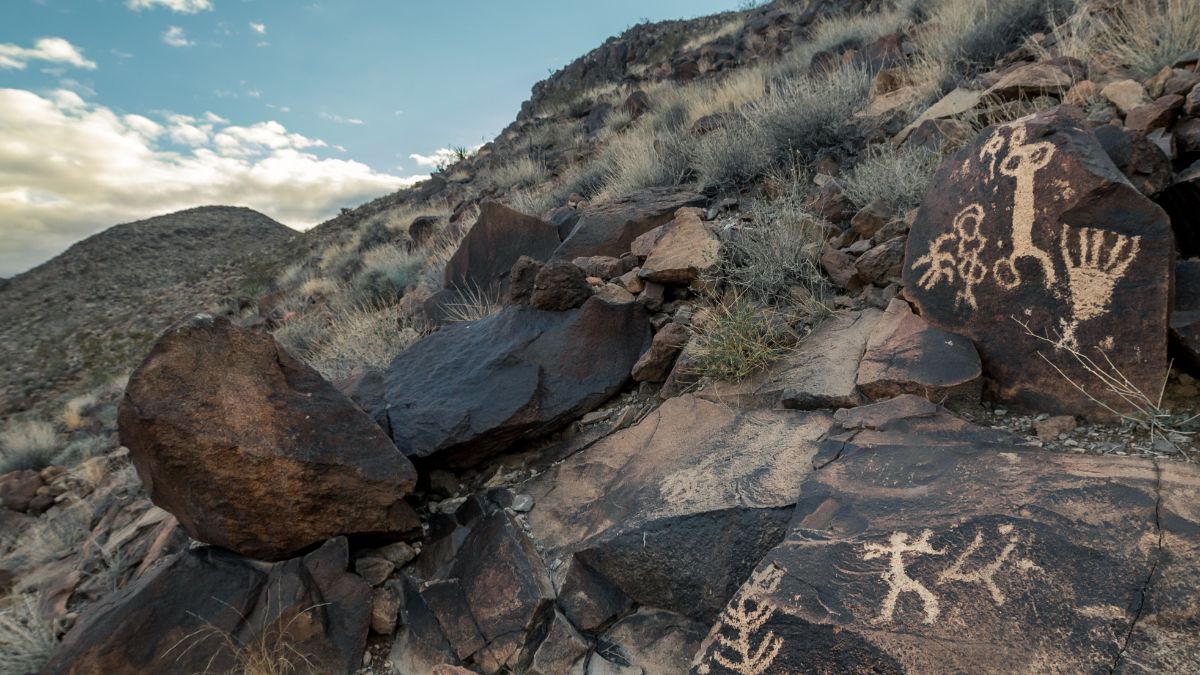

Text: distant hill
xmin=0 ymin=206 xmax=296 ymax=416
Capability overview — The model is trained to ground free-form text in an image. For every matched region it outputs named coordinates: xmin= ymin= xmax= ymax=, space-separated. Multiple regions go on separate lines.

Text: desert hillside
xmin=3 ymin=0 xmax=1200 ymax=674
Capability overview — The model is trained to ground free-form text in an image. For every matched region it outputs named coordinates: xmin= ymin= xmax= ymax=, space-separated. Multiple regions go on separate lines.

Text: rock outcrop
xmin=119 ymin=315 xmax=418 ymax=561
xmin=554 ymin=188 xmax=706 ymax=261
xmin=443 ymin=201 xmax=561 ymax=293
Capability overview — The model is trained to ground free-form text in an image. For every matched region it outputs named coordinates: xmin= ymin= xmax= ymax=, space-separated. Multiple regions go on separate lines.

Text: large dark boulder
xmin=42 ymin=538 xmax=371 ymax=675
xmin=119 ymin=314 xmax=418 ymax=561
xmin=443 ymin=201 xmax=560 ymax=293
xmin=692 ymin=396 xmax=1200 ymax=674
xmin=1157 ymin=160 xmax=1200 ymax=258
xmin=553 ymin=187 xmax=705 ymax=261
xmin=902 ymin=106 xmax=1173 ymax=415
xmin=359 ymin=297 xmax=650 ymax=469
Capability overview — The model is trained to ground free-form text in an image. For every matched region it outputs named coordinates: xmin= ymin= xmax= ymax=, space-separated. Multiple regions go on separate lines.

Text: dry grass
xmin=690 ymin=297 xmax=794 ymax=381
xmin=487 ymin=156 xmax=550 ymax=192
xmin=61 ymin=393 xmax=98 ymax=431
xmin=681 ymin=16 xmax=743 ymax=52
xmin=1054 ymin=0 xmax=1200 ymax=79
xmin=296 ymin=276 xmax=341 ymax=301
xmin=0 ymin=419 xmax=57 ymax=474
xmin=443 ymin=283 xmax=504 ymax=323
xmin=842 ymin=143 xmax=942 ymax=213
xmin=167 ymin=596 xmax=327 ymax=675
xmin=718 ymin=201 xmax=832 ymax=313
xmin=0 ymin=595 xmax=58 ymax=675
xmin=297 ymin=302 xmax=426 ymax=382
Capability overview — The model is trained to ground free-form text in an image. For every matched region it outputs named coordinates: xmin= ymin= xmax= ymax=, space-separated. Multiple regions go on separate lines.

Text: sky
xmin=0 ymin=0 xmax=743 ymax=277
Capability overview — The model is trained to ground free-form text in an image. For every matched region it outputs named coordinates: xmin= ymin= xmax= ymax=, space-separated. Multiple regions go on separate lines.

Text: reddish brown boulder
xmin=856 ymin=299 xmax=982 ymax=403
xmin=0 ymin=469 xmax=43 ymax=512
xmin=42 ymin=538 xmax=370 ymax=675
xmin=1093 ymin=124 xmax=1173 ymax=196
xmin=572 ymin=255 xmax=628 ymax=279
xmin=902 ymin=107 xmax=1173 ymax=415
xmin=119 ymin=315 xmax=418 ymax=561
xmin=984 ymin=62 xmax=1073 ymax=101
xmin=854 ymin=236 xmax=906 ymax=285
xmin=444 ymin=201 xmax=560 ymax=292
xmin=639 ymin=209 xmax=720 ymax=285
xmin=530 ymin=260 xmax=591 ymax=311
xmin=632 ymin=322 xmax=690 ymax=382
xmin=1185 ymin=82 xmax=1200 ymax=117
xmin=1124 ymin=94 xmax=1185 ymax=133
xmin=553 ymin=187 xmax=705 ymax=260
xmin=821 ymin=246 xmax=863 ymax=291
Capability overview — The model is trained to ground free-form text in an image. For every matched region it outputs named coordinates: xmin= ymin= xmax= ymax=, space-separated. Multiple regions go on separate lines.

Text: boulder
xmin=854 ymin=236 xmax=906 ymax=285
xmin=1157 ymin=161 xmax=1200 ymax=257
xmin=118 ymin=314 xmax=418 ymax=561
xmin=525 ymin=610 xmax=590 ymax=675
xmin=638 ymin=209 xmax=720 ymax=286
xmin=902 ymin=107 xmax=1173 ymax=415
xmin=693 ymin=396 xmax=1200 ymax=673
xmin=0 ymin=469 xmax=43 ymax=512
xmin=856 ymin=299 xmax=982 ymax=403
xmin=1093 ymin=124 xmax=1173 ymax=196
xmin=1187 ymin=82 xmax=1200 ymax=117
xmin=1124 ymin=94 xmax=1185 ymax=133
xmin=821 ymin=246 xmax=864 ymax=291
xmin=43 ymin=538 xmax=370 ymax=675
xmin=572 ymin=255 xmax=628 ymax=280
xmin=894 ymin=88 xmax=983 ymax=144
xmin=1101 ymin=79 xmax=1149 ymax=115
xmin=531 ymin=260 xmax=591 ymax=311
xmin=526 ymin=395 xmax=833 ymax=622
xmin=598 ymin=608 xmax=706 ymax=675
xmin=554 ymin=188 xmax=706 ymax=261
xmin=984 ymin=62 xmax=1073 ymax=101
xmin=631 ymin=322 xmax=690 ymax=383
xmin=701 ymin=309 xmax=882 ymax=409
xmin=443 ymin=201 xmax=560 ymax=293
xmin=355 ymin=297 xmax=651 ymax=469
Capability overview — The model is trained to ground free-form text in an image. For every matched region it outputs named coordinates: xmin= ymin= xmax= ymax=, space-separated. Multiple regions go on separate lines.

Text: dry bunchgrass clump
xmin=1054 ymin=0 xmax=1200 ymax=79
xmin=443 ymin=283 xmax=504 ymax=324
xmin=167 ymin=597 xmax=325 ymax=675
xmin=349 ymin=245 xmax=424 ymax=304
xmin=0 ymin=595 xmax=58 ymax=675
xmin=691 ymin=297 xmax=794 ymax=382
xmin=298 ymin=303 xmax=426 ymax=382
xmin=719 ymin=201 xmax=833 ymax=313
xmin=842 ymin=143 xmax=942 ymax=213
xmin=0 ymin=420 xmax=57 ymax=474
xmin=487 ymin=156 xmax=550 ymax=192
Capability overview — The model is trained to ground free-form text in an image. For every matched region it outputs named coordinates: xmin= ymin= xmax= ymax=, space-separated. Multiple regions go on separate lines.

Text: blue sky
xmin=0 ymin=0 xmax=742 ymax=276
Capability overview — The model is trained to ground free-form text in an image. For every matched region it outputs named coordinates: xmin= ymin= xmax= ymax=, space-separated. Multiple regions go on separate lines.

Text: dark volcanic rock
xmin=118 ymin=314 xmax=418 ymax=561
xmin=554 ymin=187 xmax=706 ymax=261
xmin=1093 ymin=124 xmax=1172 ymax=196
xmin=43 ymin=538 xmax=370 ymax=675
xmin=530 ymin=260 xmax=591 ymax=311
xmin=1157 ymin=161 xmax=1200 ymax=258
xmin=360 ymin=297 xmax=650 ymax=469
xmin=692 ymin=396 xmax=1200 ymax=674
xmin=443 ymin=201 xmax=560 ymax=293
xmin=902 ymin=107 xmax=1173 ymax=415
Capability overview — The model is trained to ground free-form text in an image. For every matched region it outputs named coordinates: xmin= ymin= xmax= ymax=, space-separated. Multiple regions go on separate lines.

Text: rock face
xmin=359 ymin=297 xmax=651 ymax=469
xmin=118 ymin=315 xmax=418 ymax=561
xmin=637 ymin=208 xmax=721 ymax=285
xmin=692 ymin=396 xmax=1200 ymax=674
xmin=443 ymin=201 xmax=560 ymax=292
xmin=902 ymin=107 xmax=1173 ymax=415
xmin=554 ymin=188 xmax=706 ymax=260
xmin=856 ymin=298 xmax=982 ymax=402
xmin=43 ymin=538 xmax=371 ymax=675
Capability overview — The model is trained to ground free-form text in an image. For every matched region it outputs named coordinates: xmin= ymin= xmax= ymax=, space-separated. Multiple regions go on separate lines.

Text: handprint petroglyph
xmin=1057 ymin=227 xmax=1141 ymax=349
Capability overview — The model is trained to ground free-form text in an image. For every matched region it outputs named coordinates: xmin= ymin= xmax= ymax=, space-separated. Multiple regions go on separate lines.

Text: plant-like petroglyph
xmin=863 ymin=530 xmax=946 ymax=625
xmin=911 ymin=203 xmax=989 ymax=309
xmin=705 ymin=564 xmax=786 ymax=675
xmin=1057 ymin=226 xmax=1141 ymax=349
xmin=991 ymin=125 xmax=1058 ymax=290
xmin=937 ymin=523 xmax=1042 ymax=605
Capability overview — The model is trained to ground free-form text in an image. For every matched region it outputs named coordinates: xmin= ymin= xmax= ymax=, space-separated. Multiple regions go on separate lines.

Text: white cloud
xmin=126 ymin=0 xmax=213 ymax=13
xmin=0 ymin=88 xmax=427 ymax=276
xmin=319 ymin=112 xmax=365 ymax=125
xmin=162 ymin=26 xmax=194 ymax=48
xmin=408 ymin=148 xmax=459 ymax=168
xmin=0 ymin=38 xmax=97 ymax=70
xmin=249 ymin=22 xmax=266 ymax=34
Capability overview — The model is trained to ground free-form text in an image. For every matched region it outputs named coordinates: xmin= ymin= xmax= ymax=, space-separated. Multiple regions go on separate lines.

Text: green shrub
xmin=351 ymin=245 xmax=424 ymax=303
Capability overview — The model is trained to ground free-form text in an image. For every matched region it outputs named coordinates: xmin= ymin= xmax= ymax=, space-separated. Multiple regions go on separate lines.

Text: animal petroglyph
xmin=863 ymin=530 xmax=946 ymax=625
xmin=703 ymin=564 xmax=786 ymax=675
xmin=937 ymin=523 xmax=1042 ymax=605
xmin=991 ymin=125 xmax=1059 ymax=290
xmin=911 ymin=204 xmax=989 ymax=309
xmin=1058 ymin=227 xmax=1141 ymax=349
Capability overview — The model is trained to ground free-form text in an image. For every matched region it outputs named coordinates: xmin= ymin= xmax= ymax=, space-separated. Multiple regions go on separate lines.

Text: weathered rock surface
xmin=43 ymin=538 xmax=370 ymax=675
xmin=701 ymin=309 xmax=881 ymax=409
xmin=527 ymin=395 xmax=832 ymax=622
xmin=856 ymin=298 xmax=982 ymax=403
xmin=118 ymin=314 xmax=418 ymax=560
xmin=902 ymin=107 xmax=1173 ymax=415
xmin=692 ymin=396 xmax=1200 ymax=674
xmin=637 ymin=208 xmax=721 ymax=285
xmin=357 ymin=297 xmax=651 ymax=468
xmin=631 ymin=322 xmax=690 ymax=382
xmin=443 ymin=201 xmax=560 ymax=292
xmin=1158 ymin=161 xmax=1200 ymax=257
xmin=554 ymin=188 xmax=705 ymax=261
xmin=600 ymin=608 xmax=707 ymax=675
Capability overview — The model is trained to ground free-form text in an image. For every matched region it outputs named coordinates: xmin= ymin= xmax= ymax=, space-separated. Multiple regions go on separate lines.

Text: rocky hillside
xmin=4 ymin=0 xmax=1200 ymax=673
xmin=0 ymin=206 xmax=295 ymax=417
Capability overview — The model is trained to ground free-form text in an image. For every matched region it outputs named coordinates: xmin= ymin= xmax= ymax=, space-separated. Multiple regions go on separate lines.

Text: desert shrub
xmin=720 ymin=202 xmax=833 ymax=313
xmin=690 ymin=298 xmax=794 ymax=381
xmin=0 ymin=595 xmax=57 ymax=675
xmin=296 ymin=276 xmax=341 ymax=301
xmin=273 ymin=312 xmax=327 ymax=358
xmin=487 ymin=156 xmax=549 ymax=192
xmin=842 ymin=144 xmax=942 ymax=213
xmin=0 ymin=420 xmax=57 ymax=474
xmin=350 ymin=245 xmax=423 ymax=303
xmin=597 ymin=125 xmax=692 ymax=196
xmin=692 ymin=122 xmax=772 ymax=188
xmin=1056 ymin=0 xmax=1200 ymax=79
xmin=56 ymin=434 xmax=112 ymax=467
xmin=964 ymin=92 xmax=1060 ymax=131
xmin=301 ymin=303 xmax=425 ymax=382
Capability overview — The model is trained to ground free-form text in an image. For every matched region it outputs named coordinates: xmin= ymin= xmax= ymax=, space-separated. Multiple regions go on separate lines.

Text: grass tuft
xmin=690 ymin=297 xmax=794 ymax=382
xmin=842 ymin=143 xmax=942 ymax=213
xmin=1055 ymin=0 xmax=1200 ymax=79
xmin=0 ymin=595 xmax=57 ymax=675
xmin=0 ymin=420 xmax=57 ymax=475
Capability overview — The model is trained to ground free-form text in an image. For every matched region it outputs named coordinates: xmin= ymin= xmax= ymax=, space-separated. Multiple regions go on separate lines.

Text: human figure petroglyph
xmin=911 ymin=203 xmax=989 ymax=309
xmin=991 ymin=125 xmax=1059 ymax=290
xmin=1058 ymin=226 xmax=1141 ymax=349
xmin=704 ymin=564 xmax=785 ymax=675
xmin=863 ymin=530 xmax=945 ymax=625
xmin=937 ymin=523 xmax=1042 ymax=605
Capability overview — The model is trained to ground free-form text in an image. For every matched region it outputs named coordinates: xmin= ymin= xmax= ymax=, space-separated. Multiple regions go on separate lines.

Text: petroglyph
xmin=704 ymin=564 xmax=786 ymax=675
xmin=863 ymin=530 xmax=945 ymax=625
xmin=1058 ymin=227 xmax=1141 ymax=349
xmin=937 ymin=523 xmax=1042 ymax=605
xmin=911 ymin=204 xmax=989 ymax=309
xmin=992 ymin=125 xmax=1058 ymax=289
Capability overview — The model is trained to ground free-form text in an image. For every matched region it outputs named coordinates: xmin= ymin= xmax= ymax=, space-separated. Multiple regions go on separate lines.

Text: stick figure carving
xmin=937 ymin=523 xmax=1041 ymax=605
xmin=1058 ymin=226 xmax=1141 ymax=349
xmin=863 ymin=530 xmax=945 ymax=625
xmin=991 ymin=125 xmax=1059 ymax=290
xmin=911 ymin=203 xmax=989 ymax=309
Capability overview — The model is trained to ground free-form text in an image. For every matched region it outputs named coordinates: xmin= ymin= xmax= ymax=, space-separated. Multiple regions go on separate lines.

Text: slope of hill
xmin=0 ymin=206 xmax=296 ymax=416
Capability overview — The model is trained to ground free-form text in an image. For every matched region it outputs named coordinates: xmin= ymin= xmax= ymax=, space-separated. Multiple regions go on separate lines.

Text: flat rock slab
xmin=692 ymin=396 xmax=1200 ymax=674
xmin=554 ymin=188 xmax=706 ymax=261
xmin=700 ymin=309 xmax=882 ymax=410
xmin=443 ymin=201 xmax=560 ymax=292
xmin=527 ymin=395 xmax=833 ymax=622
xmin=359 ymin=297 xmax=651 ymax=469
xmin=856 ymin=298 xmax=981 ymax=403
xmin=902 ymin=106 xmax=1173 ymax=416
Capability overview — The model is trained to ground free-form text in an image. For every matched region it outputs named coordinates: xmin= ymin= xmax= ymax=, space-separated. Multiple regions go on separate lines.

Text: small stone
xmin=370 ymin=586 xmax=401 ymax=635
xmin=1101 ymin=79 xmax=1149 ymax=115
xmin=354 ymin=557 xmax=395 ymax=587
xmin=994 ymin=408 xmax=1007 ymax=417
xmin=377 ymin=542 xmax=418 ymax=566
xmin=1033 ymin=415 xmax=1076 ymax=441
xmin=511 ymin=494 xmax=534 ymax=512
